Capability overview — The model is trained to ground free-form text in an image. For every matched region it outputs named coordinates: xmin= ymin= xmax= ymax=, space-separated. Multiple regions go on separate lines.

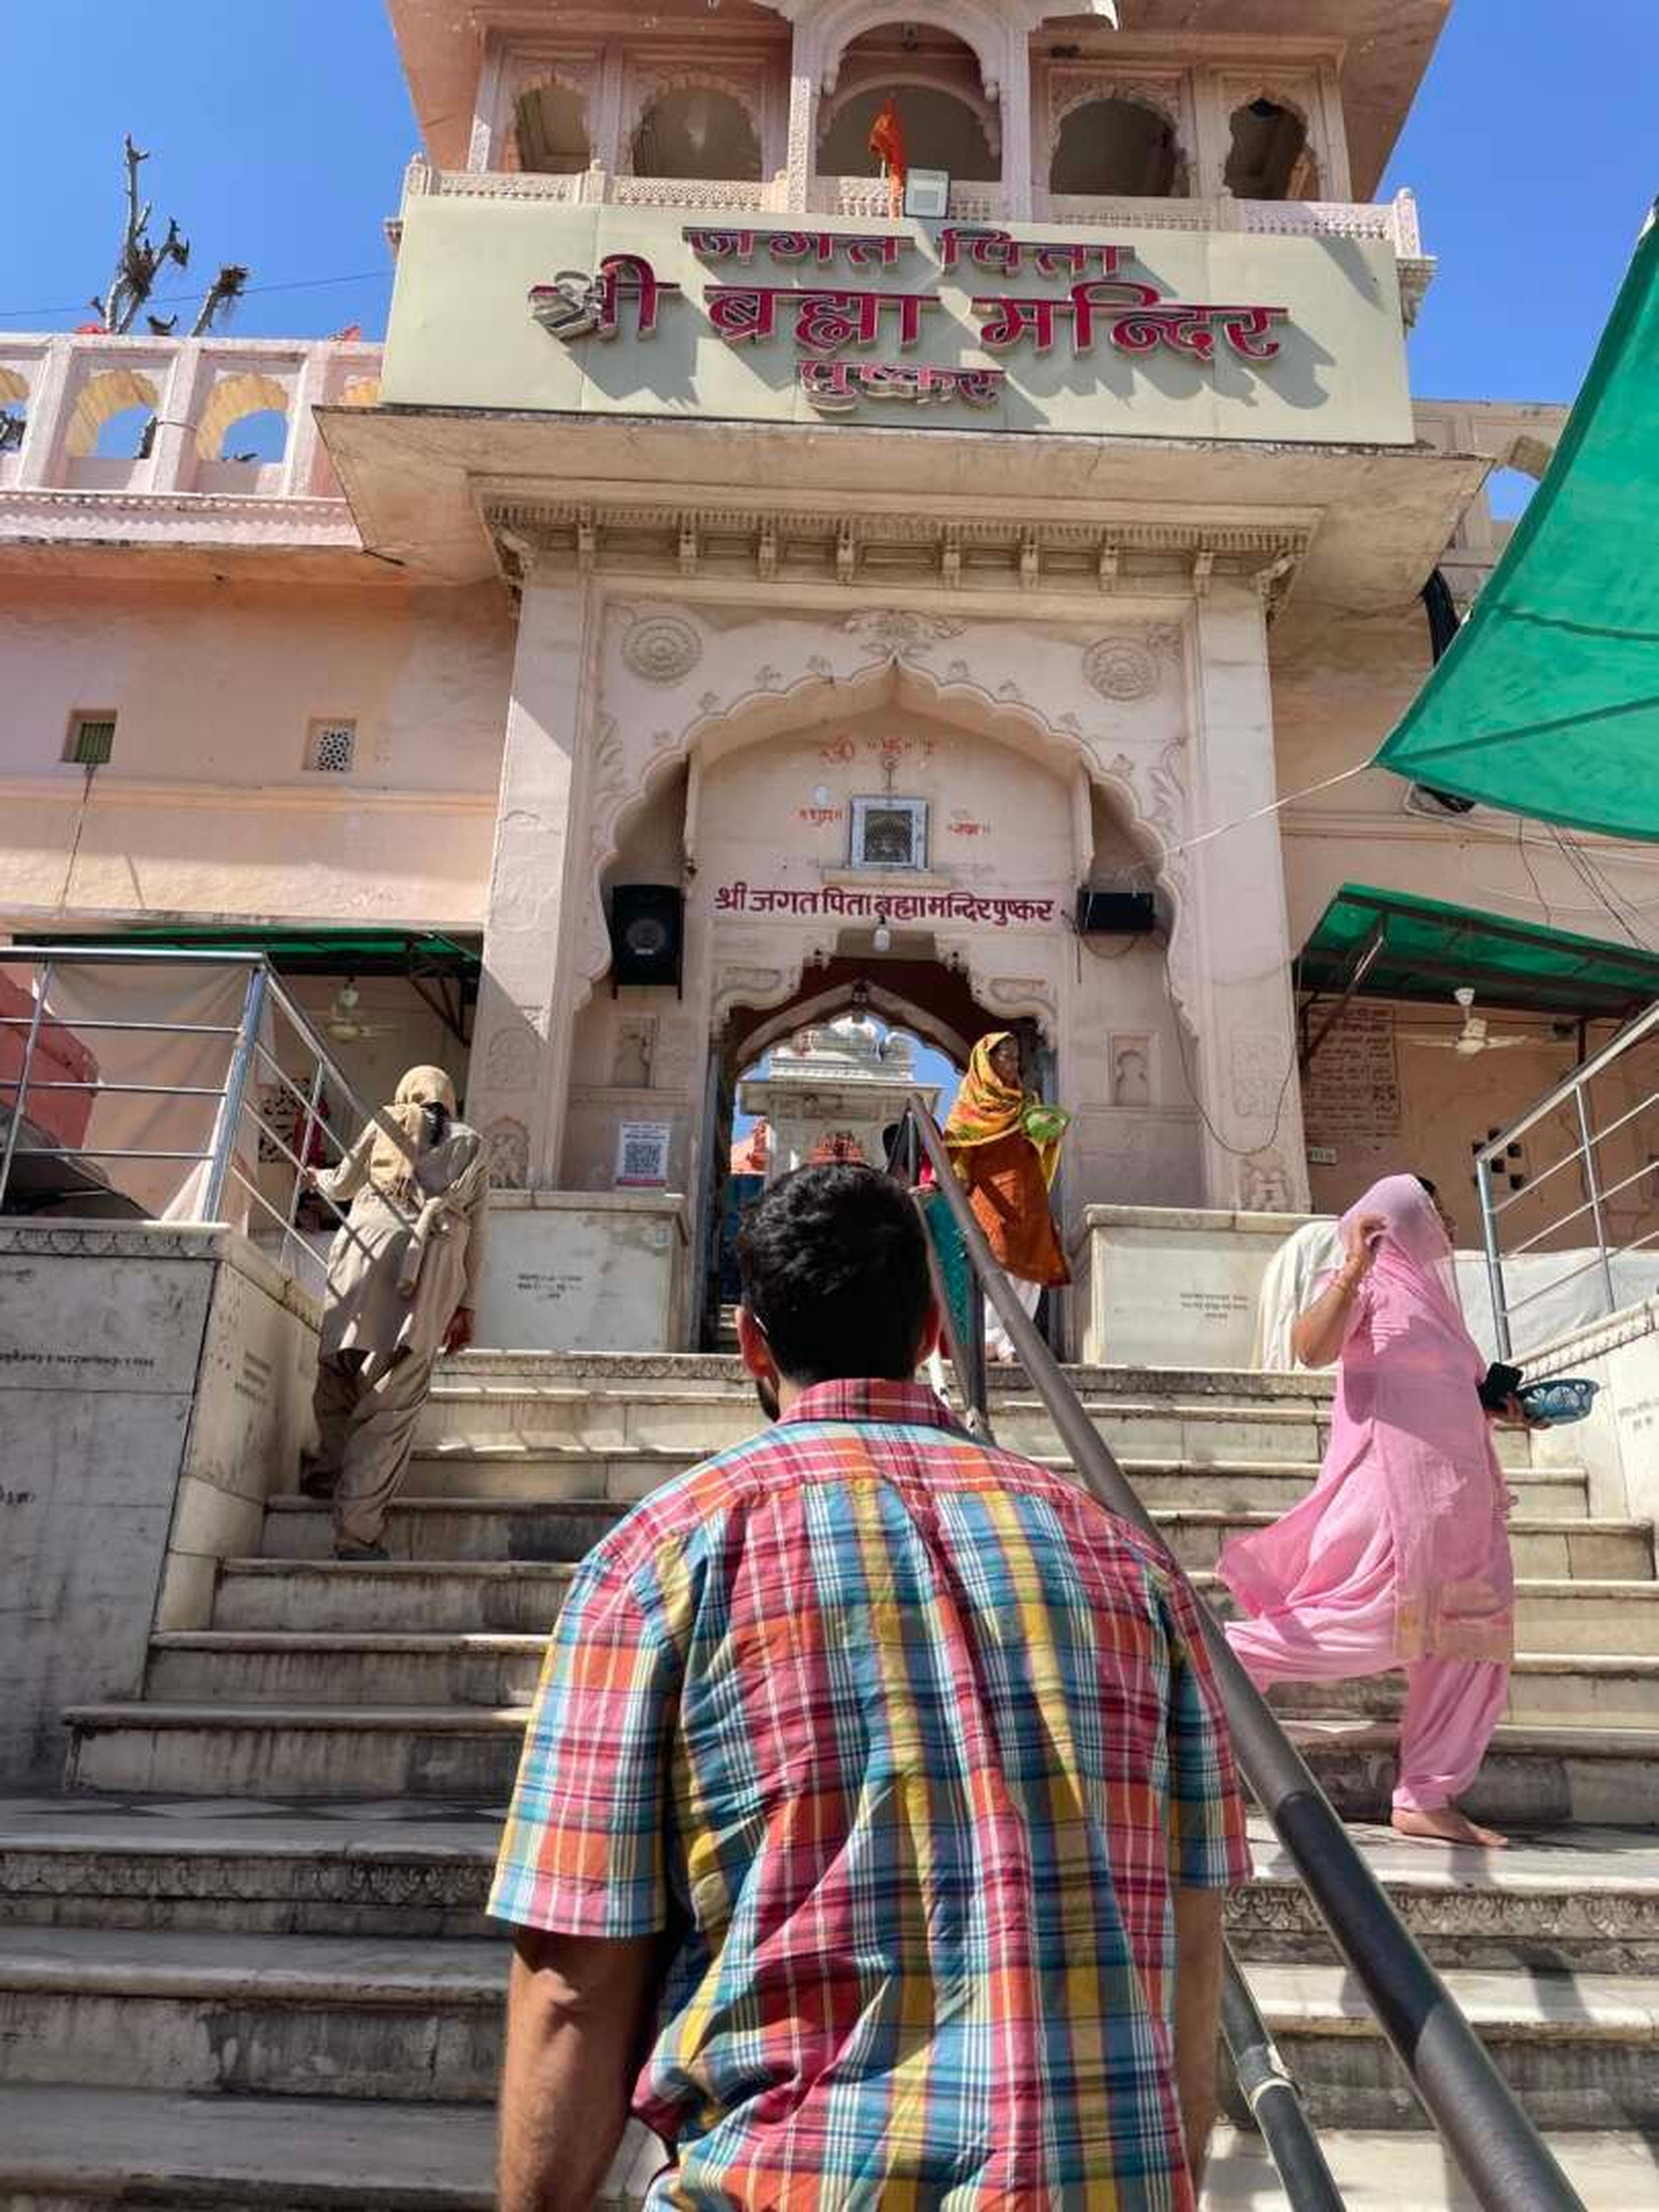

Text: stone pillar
xmin=468 ymin=35 xmax=507 ymax=172
xmin=1183 ymin=582 xmax=1309 ymax=1211
xmin=465 ymin=574 xmax=601 ymax=1187
xmin=281 ymin=346 xmax=331 ymax=499
xmin=1189 ymin=66 xmax=1233 ymax=200
xmin=998 ymin=27 xmax=1035 ymax=220
xmin=783 ymin=26 xmax=818 ymax=214
xmin=593 ymin=46 xmax=627 ymax=177
xmin=141 ymin=346 xmax=213 ymax=496
xmin=16 ymin=337 xmax=73 ymax=487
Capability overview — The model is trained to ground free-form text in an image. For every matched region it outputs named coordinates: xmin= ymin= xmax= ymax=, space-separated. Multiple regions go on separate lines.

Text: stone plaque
xmin=1303 ymin=1004 xmax=1401 ymax=1138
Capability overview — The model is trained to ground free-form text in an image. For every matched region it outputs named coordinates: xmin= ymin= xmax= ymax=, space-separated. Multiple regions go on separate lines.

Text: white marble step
xmin=1242 ymin=1957 xmax=1659 ymax=2131
xmin=1194 ymin=1572 xmax=1659 ymax=1658
xmin=142 ymin=1628 xmax=1659 ymax=1734
xmin=0 ymin=2084 xmax=660 ymax=2209
xmin=0 ymin=1925 xmax=509 ymax=2102
xmin=61 ymin=1701 xmax=1659 ymax=1826
xmin=0 ymin=2085 xmax=500 ymax=2210
xmin=259 ymin=1494 xmax=1647 ymax=1579
xmin=9 ymin=1799 xmax=1659 ymax=1974
xmin=213 ymin=1558 xmax=578 ymax=1635
xmin=400 ymin=1444 xmax=1586 ymax=1516
xmin=1201 ymin=2123 xmax=1659 ymax=2209
xmin=3 ymin=2087 xmax=1649 ymax=2212
xmin=208 ymin=1553 xmax=1659 ymax=1652
xmin=3 ymin=1921 xmax=1656 ymax=2133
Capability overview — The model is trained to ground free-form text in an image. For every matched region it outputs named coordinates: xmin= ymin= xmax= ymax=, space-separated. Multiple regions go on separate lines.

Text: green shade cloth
xmin=1301 ymin=884 xmax=1659 ymax=1017
xmin=1376 ymin=210 xmax=1659 ymax=838
xmin=25 ymin=926 xmax=481 ymax=978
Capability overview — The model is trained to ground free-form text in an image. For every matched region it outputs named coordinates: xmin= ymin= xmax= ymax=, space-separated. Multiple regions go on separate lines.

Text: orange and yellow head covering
xmin=944 ymin=1032 xmax=1070 ymax=1187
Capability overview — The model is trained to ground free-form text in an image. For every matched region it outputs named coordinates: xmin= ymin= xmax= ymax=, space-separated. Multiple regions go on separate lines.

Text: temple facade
xmin=6 ymin=0 xmax=1651 ymax=1347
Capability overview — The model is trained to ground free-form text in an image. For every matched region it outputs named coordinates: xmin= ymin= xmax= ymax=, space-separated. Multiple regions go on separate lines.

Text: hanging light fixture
xmin=873 ymin=909 xmax=892 ymax=953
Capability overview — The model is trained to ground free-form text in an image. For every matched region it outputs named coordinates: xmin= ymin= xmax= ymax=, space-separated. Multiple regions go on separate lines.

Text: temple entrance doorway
xmin=693 ymin=951 xmax=1049 ymax=1348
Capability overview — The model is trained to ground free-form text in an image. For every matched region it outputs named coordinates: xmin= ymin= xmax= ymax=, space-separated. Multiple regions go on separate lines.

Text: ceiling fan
xmin=324 ymin=980 xmax=399 ymax=1044
xmin=1400 ymin=987 xmax=1569 ymax=1057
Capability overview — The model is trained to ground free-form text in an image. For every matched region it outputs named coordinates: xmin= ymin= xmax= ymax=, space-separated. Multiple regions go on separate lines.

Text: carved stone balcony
xmin=0 ymin=333 xmax=384 ymax=555
xmin=396 ymin=160 xmax=1430 ymax=318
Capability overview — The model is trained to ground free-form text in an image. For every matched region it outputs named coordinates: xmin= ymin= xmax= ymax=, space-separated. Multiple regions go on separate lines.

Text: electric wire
xmin=0 ymin=269 xmax=392 ymax=321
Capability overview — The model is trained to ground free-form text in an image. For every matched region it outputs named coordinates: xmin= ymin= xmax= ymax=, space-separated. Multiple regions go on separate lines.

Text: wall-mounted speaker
xmin=608 ymin=884 xmax=683 ymax=993
xmin=1076 ymin=889 xmax=1156 ymax=935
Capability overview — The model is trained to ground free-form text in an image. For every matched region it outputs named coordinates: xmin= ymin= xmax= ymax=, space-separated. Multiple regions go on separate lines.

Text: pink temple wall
xmin=0 ymin=575 xmax=513 ymax=928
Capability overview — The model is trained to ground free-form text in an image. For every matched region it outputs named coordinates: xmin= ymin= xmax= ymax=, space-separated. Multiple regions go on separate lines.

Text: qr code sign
xmin=616 ymin=1122 xmax=671 ymax=1188
xmin=622 ymin=1134 xmax=659 ymax=1178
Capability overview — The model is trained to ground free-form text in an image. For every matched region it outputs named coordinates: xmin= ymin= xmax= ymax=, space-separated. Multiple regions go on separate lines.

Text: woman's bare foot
xmin=1392 ymin=1805 xmax=1509 ymax=1849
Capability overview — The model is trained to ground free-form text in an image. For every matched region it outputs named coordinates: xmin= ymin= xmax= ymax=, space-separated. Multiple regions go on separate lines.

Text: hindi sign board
xmin=381 ymin=201 xmax=1414 ymax=447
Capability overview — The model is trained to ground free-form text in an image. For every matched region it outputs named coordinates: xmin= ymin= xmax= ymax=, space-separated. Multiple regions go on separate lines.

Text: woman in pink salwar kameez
xmin=1220 ymin=1174 xmax=1516 ymax=1848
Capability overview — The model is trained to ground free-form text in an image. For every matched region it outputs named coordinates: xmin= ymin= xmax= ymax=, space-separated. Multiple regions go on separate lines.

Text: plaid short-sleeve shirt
xmin=492 ymin=1380 xmax=1249 ymax=2208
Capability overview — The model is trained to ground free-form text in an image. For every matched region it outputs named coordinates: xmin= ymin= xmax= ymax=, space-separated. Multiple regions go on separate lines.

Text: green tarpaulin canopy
xmin=26 ymin=926 xmax=481 ymax=979
xmin=1300 ymin=884 xmax=1659 ymax=1018
xmin=1376 ymin=210 xmax=1659 ymax=838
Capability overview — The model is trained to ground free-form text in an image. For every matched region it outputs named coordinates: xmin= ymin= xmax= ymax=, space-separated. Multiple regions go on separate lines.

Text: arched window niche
xmin=514 ymin=82 xmax=590 ymax=175
xmin=1224 ymin=96 xmax=1316 ymax=201
xmin=632 ymin=85 xmax=762 ymax=181
xmin=1050 ymin=95 xmax=1187 ymax=198
xmin=819 ymin=83 xmax=998 ymax=184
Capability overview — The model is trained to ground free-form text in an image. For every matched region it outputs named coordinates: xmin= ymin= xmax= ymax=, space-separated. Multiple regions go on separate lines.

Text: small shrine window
xmin=851 ymin=796 xmax=927 ymax=871
xmin=305 ymin=719 xmax=357 ymax=775
xmin=64 ymin=712 xmax=117 ymax=766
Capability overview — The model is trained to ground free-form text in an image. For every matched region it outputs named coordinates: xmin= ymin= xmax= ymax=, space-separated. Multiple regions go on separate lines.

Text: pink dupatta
xmin=1220 ymin=1175 xmax=1514 ymax=1666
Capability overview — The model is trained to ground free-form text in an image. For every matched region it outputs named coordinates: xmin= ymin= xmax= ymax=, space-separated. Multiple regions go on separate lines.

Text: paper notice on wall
xmin=1303 ymin=1003 xmax=1402 ymax=1137
xmin=615 ymin=1121 xmax=672 ymax=1189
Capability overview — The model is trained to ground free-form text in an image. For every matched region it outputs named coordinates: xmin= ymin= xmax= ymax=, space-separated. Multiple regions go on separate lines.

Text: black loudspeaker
xmin=1076 ymin=889 xmax=1156 ymax=934
xmin=608 ymin=884 xmax=683 ymax=992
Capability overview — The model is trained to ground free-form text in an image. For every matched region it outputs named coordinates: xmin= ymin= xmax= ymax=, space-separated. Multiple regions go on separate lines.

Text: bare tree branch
xmin=191 ymin=264 xmax=249 ymax=337
xmin=97 ymin=135 xmax=213 ymax=337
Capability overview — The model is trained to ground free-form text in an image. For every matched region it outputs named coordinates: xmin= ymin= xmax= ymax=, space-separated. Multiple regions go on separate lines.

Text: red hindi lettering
xmin=706 ymin=285 xmax=782 ymax=344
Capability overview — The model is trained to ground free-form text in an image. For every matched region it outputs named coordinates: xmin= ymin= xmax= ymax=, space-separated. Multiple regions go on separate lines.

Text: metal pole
xmin=1220 ymin=1966 xmax=1347 ymax=2212
xmin=0 ymin=958 xmax=53 ymax=1211
xmin=200 ymin=965 xmax=267 ymax=1223
xmin=963 ymin=1243 xmax=989 ymax=1432
xmin=280 ymin=1059 xmax=328 ymax=1280
xmin=1475 ymin=1152 xmax=1512 ymax=1362
xmin=906 ymin=1096 xmax=1583 ymax=2212
xmin=1573 ymin=1083 xmax=1618 ymax=1319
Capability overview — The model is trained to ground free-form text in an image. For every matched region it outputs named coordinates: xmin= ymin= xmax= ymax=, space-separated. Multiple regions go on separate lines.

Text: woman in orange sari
xmin=944 ymin=1032 xmax=1071 ymax=1362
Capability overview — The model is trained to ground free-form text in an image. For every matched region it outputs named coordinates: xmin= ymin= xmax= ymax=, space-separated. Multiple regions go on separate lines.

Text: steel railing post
xmin=279 ymin=1058 xmax=328 ymax=1279
xmin=0 ymin=958 xmax=54 ymax=1211
xmin=200 ymin=965 xmax=268 ymax=1224
xmin=1573 ymin=1083 xmax=1618 ymax=1318
xmin=1475 ymin=1150 xmax=1512 ymax=1362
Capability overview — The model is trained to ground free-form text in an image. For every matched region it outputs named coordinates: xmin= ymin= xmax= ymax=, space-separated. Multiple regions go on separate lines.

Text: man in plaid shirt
xmin=493 ymin=1163 xmax=1249 ymax=2208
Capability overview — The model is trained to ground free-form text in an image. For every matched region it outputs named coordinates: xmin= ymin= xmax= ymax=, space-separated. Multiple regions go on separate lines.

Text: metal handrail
xmin=900 ymin=1096 xmax=1581 ymax=2212
xmin=1476 ymin=997 xmax=1659 ymax=1357
xmin=0 ymin=946 xmax=423 ymax=1280
xmin=887 ymin=1120 xmax=1340 ymax=2206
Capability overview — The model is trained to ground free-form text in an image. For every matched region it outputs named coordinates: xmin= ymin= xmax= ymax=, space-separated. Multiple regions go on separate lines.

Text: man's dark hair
xmin=1416 ymin=1175 xmax=1439 ymax=1199
xmin=737 ymin=1163 xmax=932 ymax=1384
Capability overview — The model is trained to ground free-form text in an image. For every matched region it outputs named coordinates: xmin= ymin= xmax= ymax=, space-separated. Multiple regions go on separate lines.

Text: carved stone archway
xmin=585 ymin=611 xmax=1194 ymax=1033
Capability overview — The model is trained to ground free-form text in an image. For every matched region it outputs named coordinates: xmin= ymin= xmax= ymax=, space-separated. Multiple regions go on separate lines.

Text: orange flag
xmin=868 ymin=95 xmax=907 ymax=183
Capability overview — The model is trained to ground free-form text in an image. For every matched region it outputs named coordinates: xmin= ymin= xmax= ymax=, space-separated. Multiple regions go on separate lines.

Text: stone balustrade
xmin=399 ymin=160 xmax=1429 ymax=314
xmin=403 ymin=158 xmax=1421 ymax=252
xmin=0 ymin=332 xmax=384 ymax=547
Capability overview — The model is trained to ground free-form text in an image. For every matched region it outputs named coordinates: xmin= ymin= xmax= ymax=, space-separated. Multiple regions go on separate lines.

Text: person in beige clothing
xmin=302 ymin=1065 xmax=489 ymax=1560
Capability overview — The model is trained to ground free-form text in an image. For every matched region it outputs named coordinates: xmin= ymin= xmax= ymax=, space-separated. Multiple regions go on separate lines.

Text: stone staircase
xmin=3 ymin=1353 xmax=1656 ymax=2206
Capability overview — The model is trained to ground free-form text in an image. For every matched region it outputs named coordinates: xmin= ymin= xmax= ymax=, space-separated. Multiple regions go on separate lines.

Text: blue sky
xmin=3 ymin=0 xmax=1652 ymax=402
xmin=3 ymin=0 xmax=1652 ymax=1111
